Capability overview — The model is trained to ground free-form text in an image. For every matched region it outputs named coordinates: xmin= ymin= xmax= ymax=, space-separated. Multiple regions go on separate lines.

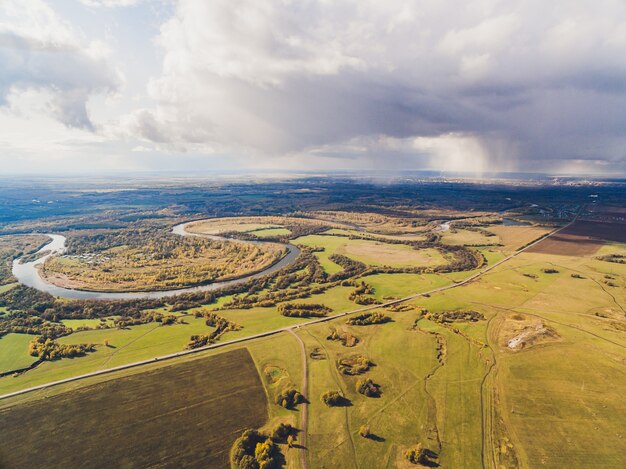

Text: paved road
xmin=0 ymin=216 xmax=578 ymax=402
xmin=289 ymin=329 xmax=309 ymax=469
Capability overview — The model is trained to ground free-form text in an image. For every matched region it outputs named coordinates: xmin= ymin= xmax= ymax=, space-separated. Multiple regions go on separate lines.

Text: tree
xmin=321 ymin=390 xmax=348 ymax=407
xmin=404 ymin=443 xmax=433 ymax=465
xmin=359 ymin=425 xmax=370 ymax=438
xmin=238 ymin=455 xmax=258 ymax=469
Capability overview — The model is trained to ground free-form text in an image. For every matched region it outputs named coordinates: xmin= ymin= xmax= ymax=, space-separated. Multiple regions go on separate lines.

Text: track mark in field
xmin=303 ymin=329 xmax=359 ymax=469
xmin=99 ymin=323 xmax=161 ymax=369
xmin=479 ymin=314 xmax=498 ymax=469
xmin=564 ymin=264 xmax=626 ymax=316
xmin=288 ymin=329 xmax=309 ymax=469
xmin=412 ymin=322 xmax=446 ymax=453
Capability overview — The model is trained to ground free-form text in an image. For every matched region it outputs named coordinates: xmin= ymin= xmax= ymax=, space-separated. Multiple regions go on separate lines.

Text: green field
xmin=251 ymin=227 xmax=293 ymax=238
xmin=0 ymin=333 xmax=38 ymax=373
xmin=293 ymin=234 xmax=446 ymax=273
xmin=0 ymin=348 xmax=267 ymax=468
xmin=0 ymin=284 xmax=16 ymax=294
xmin=364 ymin=272 xmax=452 ymax=300
xmin=61 ymin=317 xmax=119 ymax=329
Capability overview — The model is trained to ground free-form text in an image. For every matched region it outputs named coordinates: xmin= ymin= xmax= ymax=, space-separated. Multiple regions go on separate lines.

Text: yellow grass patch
xmin=338 ymin=241 xmax=444 ymax=267
xmin=489 ymin=225 xmax=551 ymax=251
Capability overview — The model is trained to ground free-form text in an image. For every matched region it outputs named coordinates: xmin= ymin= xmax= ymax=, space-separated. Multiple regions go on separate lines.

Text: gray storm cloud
xmin=123 ymin=0 xmax=626 ymax=173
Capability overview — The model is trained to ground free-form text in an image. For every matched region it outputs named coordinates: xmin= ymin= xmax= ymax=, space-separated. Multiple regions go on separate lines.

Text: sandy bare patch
xmin=500 ymin=314 xmax=561 ymax=351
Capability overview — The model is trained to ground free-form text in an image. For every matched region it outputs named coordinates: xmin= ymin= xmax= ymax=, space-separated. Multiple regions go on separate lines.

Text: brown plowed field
xmin=0 ymin=348 xmax=267 ymax=469
xmin=527 ymin=221 xmax=626 ymax=255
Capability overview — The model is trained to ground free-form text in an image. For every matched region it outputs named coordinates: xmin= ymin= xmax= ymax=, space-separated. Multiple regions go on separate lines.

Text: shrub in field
xmin=231 ymin=429 xmax=279 ymax=469
xmin=356 ymin=378 xmax=381 ymax=397
xmin=321 ymin=390 xmax=349 ymax=407
xmin=338 ymin=355 xmax=373 ymax=375
xmin=542 ymin=268 xmax=559 ymax=274
xmin=348 ymin=281 xmax=380 ymax=305
xmin=28 ymin=336 xmax=95 ymax=360
xmin=326 ymin=328 xmax=359 ymax=347
xmin=346 ymin=312 xmax=391 ymax=326
xmin=186 ymin=312 xmax=241 ymax=349
xmin=277 ymin=303 xmax=331 ymax=318
xmin=404 ymin=443 xmax=437 ymax=466
xmin=271 ymin=423 xmax=297 ymax=443
xmin=275 ymin=387 xmax=304 ymax=409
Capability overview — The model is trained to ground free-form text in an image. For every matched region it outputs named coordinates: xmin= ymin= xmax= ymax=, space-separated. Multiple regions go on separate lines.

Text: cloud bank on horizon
xmin=1 ymin=0 xmax=625 ymax=175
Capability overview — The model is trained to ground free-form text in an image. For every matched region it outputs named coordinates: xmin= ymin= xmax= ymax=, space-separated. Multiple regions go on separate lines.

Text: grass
xmin=441 ymin=228 xmax=498 ymax=246
xmin=363 ymin=273 xmax=452 ymax=300
xmin=0 ymin=283 xmax=16 ymax=294
xmin=187 ymin=220 xmax=281 ymax=234
xmin=489 ymin=225 xmax=552 ymax=252
xmin=293 ymin=234 xmax=446 ymax=272
xmin=0 ymin=285 xmax=355 ymax=396
xmin=0 ymin=317 xmax=211 ymax=395
xmin=61 ymin=317 xmax=118 ymax=329
xmin=0 ymin=333 xmax=38 ymax=373
xmin=251 ymin=227 xmax=292 ymax=238
xmin=0 ymin=348 xmax=267 ymax=468
xmin=2 ymin=219 xmax=624 ymax=469
xmin=246 ymin=333 xmax=305 ymax=468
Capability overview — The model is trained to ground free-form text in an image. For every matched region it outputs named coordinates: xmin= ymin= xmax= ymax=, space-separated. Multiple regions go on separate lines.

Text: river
xmin=11 ymin=223 xmax=301 ymax=300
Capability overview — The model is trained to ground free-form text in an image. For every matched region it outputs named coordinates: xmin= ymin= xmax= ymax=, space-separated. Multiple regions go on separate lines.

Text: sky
xmin=1 ymin=0 xmax=626 ymax=176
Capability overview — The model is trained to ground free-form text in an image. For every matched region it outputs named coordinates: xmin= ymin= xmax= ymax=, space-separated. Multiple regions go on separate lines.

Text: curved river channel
xmin=11 ymin=222 xmax=301 ymax=300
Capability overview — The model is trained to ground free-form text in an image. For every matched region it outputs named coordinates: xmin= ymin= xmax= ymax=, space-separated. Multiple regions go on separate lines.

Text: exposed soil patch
xmin=0 ymin=348 xmax=267 ymax=469
xmin=528 ymin=220 xmax=626 ymax=256
xmin=527 ymin=233 xmax=604 ymax=256
xmin=500 ymin=315 xmax=561 ymax=351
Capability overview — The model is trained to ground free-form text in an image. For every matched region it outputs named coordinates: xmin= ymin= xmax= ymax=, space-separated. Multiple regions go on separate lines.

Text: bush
xmin=275 ymin=387 xmax=303 ymax=409
xmin=357 ymin=378 xmax=381 ymax=397
xmin=231 ymin=429 xmax=279 ymax=469
xmin=346 ymin=312 xmax=391 ymax=326
xmin=404 ymin=443 xmax=437 ymax=466
xmin=160 ymin=314 xmax=177 ymax=326
xmin=321 ymin=390 xmax=348 ymax=407
xmin=326 ymin=328 xmax=359 ymax=347
xmin=28 ymin=336 xmax=96 ymax=361
xmin=271 ymin=423 xmax=297 ymax=442
xmin=186 ymin=312 xmax=241 ymax=349
xmin=337 ymin=355 xmax=373 ymax=375
xmin=404 ymin=444 xmax=427 ymax=465
xmin=277 ymin=303 xmax=332 ymax=318
xmin=346 ymin=313 xmax=391 ymax=326
xmin=542 ymin=268 xmax=559 ymax=274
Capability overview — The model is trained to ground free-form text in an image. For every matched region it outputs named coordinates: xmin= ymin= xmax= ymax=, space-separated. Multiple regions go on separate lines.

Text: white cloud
xmin=79 ymin=0 xmax=143 ymax=7
xmin=0 ymin=0 xmax=122 ymax=129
